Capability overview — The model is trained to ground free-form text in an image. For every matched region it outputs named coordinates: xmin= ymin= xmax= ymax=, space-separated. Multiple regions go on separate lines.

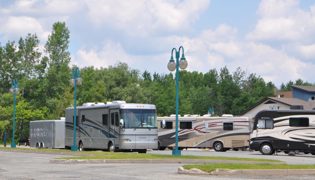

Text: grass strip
xmin=0 ymin=147 xmax=280 ymax=163
xmin=183 ymin=163 xmax=315 ymax=173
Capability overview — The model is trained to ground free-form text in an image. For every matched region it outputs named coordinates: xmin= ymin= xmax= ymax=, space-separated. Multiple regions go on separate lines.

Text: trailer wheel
xmin=213 ymin=141 xmax=224 ymax=152
xmin=108 ymin=142 xmax=115 ymax=152
xmin=138 ymin=149 xmax=147 ymax=153
xmin=40 ymin=142 xmax=44 ymax=148
xmin=259 ymin=143 xmax=274 ymax=155
xmin=311 ymin=152 xmax=315 ymax=155
xmin=36 ymin=142 xmax=40 ymax=148
xmin=78 ymin=141 xmax=84 ymax=151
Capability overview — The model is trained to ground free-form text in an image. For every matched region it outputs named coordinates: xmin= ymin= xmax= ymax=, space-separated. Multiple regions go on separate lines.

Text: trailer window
xmin=102 ymin=114 xmax=108 ymax=126
xmin=81 ymin=115 xmax=86 ymax=122
xmin=223 ymin=122 xmax=233 ymax=130
xmin=289 ymin=117 xmax=309 ymax=127
xmin=180 ymin=122 xmax=192 ymax=129
xmin=115 ymin=112 xmax=119 ymax=126
xmin=257 ymin=118 xmax=273 ymax=129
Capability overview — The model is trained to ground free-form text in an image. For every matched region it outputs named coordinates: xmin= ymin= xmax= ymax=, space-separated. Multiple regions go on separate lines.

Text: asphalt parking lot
xmin=1 ymin=148 xmax=315 ymax=180
xmin=149 ymin=149 xmax=315 ymax=165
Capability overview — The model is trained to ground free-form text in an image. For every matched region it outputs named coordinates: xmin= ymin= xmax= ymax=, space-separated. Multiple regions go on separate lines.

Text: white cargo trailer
xmin=29 ymin=119 xmax=65 ymax=148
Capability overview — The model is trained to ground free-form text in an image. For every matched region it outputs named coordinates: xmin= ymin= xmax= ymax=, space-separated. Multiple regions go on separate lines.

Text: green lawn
xmin=183 ymin=163 xmax=315 ymax=173
xmin=0 ymin=147 xmax=280 ymax=163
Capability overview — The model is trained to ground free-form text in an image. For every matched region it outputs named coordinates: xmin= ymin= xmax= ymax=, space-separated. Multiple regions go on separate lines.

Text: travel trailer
xmin=249 ymin=110 xmax=315 ymax=155
xmin=64 ymin=101 xmax=158 ymax=153
xmin=30 ymin=119 xmax=65 ymax=149
xmin=157 ymin=115 xmax=250 ymax=151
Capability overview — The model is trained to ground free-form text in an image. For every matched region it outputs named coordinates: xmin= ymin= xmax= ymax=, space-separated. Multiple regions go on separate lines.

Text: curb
xmin=178 ymin=167 xmax=315 ymax=176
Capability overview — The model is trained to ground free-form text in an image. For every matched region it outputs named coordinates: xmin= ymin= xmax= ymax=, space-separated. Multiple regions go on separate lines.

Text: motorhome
xmin=157 ymin=115 xmax=250 ymax=151
xmin=250 ymin=110 xmax=315 ymax=155
xmin=65 ymin=101 xmax=158 ymax=153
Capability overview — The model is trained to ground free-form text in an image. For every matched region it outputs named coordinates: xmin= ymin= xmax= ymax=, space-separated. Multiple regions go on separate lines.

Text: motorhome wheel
xmin=259 ymin=143 xmax=274 ymax=155
xmin=78 ymin=142 xmax=84 ymax=151
xmin=108 ymin=142 xmax=115 ymax=152
xmin=213 ymin=141 xmax=224 ymax=152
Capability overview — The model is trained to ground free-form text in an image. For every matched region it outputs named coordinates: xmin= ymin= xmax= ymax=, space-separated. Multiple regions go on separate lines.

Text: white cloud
xmin=248 ymin=0 xmax=315 ymax=42
xmin=0 ymin=16 xmax=49 ymax=41
xmin=85 ymin=0 xmax=210 ymax=35
xmin=296 ymin=44 xmax=315 ymax=59
xmin=74 ymin=41 xmax=130 ymax=68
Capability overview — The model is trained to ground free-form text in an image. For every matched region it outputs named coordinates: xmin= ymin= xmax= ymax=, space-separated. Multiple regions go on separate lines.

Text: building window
xmin=289 ymin=117 xmax=309 ymax=127
xmin=223 ymin=122 xmax=233 ymax=130
xmin=180 ymin=122 xmax=192 ymax=129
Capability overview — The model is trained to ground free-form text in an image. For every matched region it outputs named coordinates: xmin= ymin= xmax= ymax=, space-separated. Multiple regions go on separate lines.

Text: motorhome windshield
xmin=120 ymin=109 xmax=157 ymax=128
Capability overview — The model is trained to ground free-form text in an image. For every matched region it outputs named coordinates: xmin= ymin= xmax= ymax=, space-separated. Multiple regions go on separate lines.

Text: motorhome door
xmin=110 ymin=109 xmax=120 ymax=140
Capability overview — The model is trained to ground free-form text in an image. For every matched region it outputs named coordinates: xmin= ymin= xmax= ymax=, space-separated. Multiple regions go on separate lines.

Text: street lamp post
xmin=167 ymin=46 xmax=188 ymax=156
xmin=10 ymin=80 xmax=18 ymax=148
xmin=70 ymin=67 xmax=81 ymax=151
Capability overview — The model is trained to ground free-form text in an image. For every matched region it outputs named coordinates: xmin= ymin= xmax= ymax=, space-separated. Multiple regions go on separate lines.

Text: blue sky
xmin=1 ymin=0 xmax=315 ymax=87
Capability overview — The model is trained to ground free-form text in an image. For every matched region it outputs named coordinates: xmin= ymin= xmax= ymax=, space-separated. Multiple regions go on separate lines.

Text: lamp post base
xmin=11 ymin=142 xmax=16 ymax=148
xmin=172 ymin=149 xmax=181 ymax=156
xmin=71 ymin=145 xmax=78 ymax=151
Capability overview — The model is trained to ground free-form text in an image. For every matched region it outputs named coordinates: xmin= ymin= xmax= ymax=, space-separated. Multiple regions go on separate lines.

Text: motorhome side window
xmin=161 ymin=121 xmax=173 ymax=129
xmin=257 ymin=117 xmax=273 ymax=129
xmin=289 ymin=117 xmax=309 ymax=127
xmin=223 ymin=122 xmax=233 ymax=130
xmin=102 ymin=114 xmax=108 ymax=126
xmin=115 ymin=112 xmax=119 ymax=127
xmin=180 ymin=122 xmax=192 ymax=129
xmin=111 ymin=113 xmax=114 ymax=125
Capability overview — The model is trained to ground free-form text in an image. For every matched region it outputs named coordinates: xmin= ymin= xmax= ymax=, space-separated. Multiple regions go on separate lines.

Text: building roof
xmin=292 ymin=85 xmax=315 ymax=93
xmin=268 ymin=97 xmax=309 ymax=107
xmin=242 ymin=97 xmax=315 ymax=116
xmin=275 ymin=91 xmax=292 ymax=98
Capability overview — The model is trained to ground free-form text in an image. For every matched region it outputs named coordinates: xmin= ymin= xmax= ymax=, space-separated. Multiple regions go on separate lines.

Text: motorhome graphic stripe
xmin=82 ymin=118 xmax=118 ymax=138
xmin=65 ymin=122 xmax=90 ymax=137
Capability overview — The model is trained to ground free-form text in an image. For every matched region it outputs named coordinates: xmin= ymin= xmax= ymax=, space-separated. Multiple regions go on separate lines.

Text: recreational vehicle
xmin=65 ymin=101 xmax=158 ymax=153
xmin=30 ymin=119 xmax=65 ymax=149
xmin=249 ymin=110 xmax=315 ymax=155
xmin=157 ymin=115 xmax=250 ymax=151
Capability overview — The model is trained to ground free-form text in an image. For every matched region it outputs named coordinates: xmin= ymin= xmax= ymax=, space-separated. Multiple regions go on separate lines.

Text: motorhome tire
xmin=259 ymin=143 xmax=274 ymax=155
xmin=213 ymin=141 xmax=224 ymax=152
xmin=158 ymin=142 xmax=166 ymax=150
xmin=108 ymin=142 xmax=115 ymax=152
xmin=78 ymin=141 xmax=84 ymax=151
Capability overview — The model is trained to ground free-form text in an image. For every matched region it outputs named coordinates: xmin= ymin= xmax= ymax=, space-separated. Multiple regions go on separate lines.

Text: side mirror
xmin=120 ymin=119 xmax=124 ymax=128
xmin=161 ymin=120 xmax=166 ymax=129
